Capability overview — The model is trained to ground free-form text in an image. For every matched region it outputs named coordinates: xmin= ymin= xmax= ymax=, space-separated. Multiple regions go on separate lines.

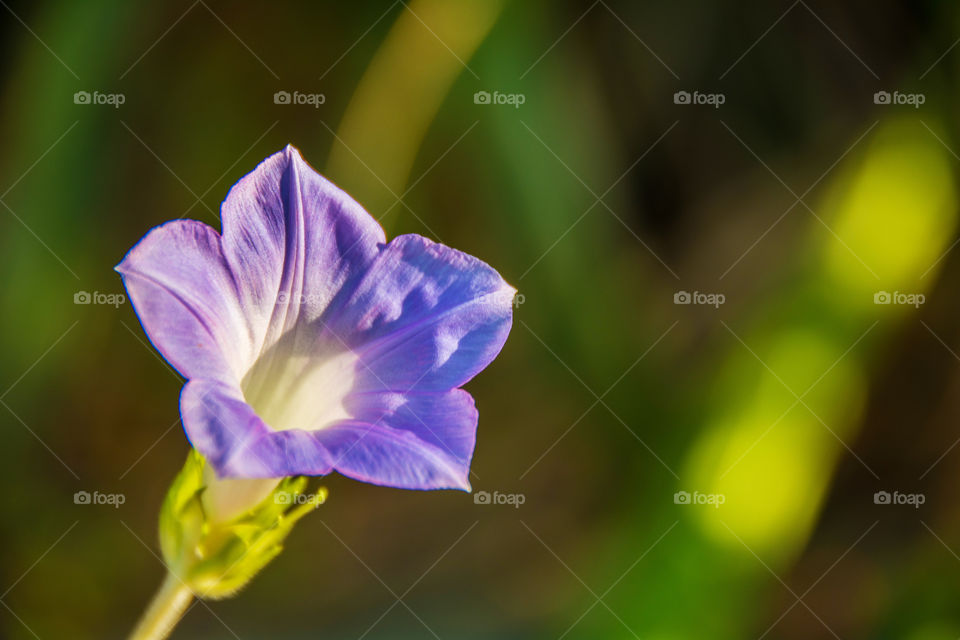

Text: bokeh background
xmin=3 ymin=1 xmax=960 ymax=638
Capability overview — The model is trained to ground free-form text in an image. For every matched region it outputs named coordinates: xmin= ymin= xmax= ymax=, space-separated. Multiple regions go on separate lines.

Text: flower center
xmin=241 ymin=342 xmax=358 ymax=432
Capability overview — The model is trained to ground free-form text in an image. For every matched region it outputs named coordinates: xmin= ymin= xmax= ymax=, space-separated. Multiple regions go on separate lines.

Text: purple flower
xmin=117 ymin=146 xmax=514 ymax=491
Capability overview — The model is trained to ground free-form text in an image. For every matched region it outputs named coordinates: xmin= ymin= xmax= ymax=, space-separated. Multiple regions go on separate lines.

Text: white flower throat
xmin=242 ymin=341 xmax=359 ymax=432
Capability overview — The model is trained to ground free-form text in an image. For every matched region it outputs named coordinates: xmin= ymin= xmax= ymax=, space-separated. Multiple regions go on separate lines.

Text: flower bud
xmin=158 ymin=450 xmax=326 ymax=599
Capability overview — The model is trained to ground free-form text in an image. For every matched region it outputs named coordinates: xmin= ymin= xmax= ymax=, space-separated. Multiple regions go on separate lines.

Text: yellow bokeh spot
xmin=684 ymin=330 xmax=865 ymax=557
xmin=822 ymin=118 xmax=957 ymax=294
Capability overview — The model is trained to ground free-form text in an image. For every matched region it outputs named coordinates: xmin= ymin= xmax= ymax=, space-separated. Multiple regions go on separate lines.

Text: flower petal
xmin=317 ymin=388 xmax=477 ymax=490
xmin=183 ymin=381 xmax=476 ymax=489
xmin=181 ymin=379 xmax=335 ymax=478
xmin=219 ymin=145 xmax=386 ymax=357
xmin=116 ymin=220 xmax=251 ymax=382
xmin=331 ymin=234 xmax=515 ymax=393
xmin=316 ymin=421 xmax=471 ymax=490
xmin=337 ymin=388 xmax=477 ymax=482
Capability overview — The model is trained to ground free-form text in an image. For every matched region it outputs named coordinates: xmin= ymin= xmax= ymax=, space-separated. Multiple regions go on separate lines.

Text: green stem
xmin=128 ymin=572 xmax=194 ymax=640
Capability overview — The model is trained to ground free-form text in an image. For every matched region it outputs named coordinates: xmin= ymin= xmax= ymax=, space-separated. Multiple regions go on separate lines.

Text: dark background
xmin=2 ymin=1 xmax=960 ymax=638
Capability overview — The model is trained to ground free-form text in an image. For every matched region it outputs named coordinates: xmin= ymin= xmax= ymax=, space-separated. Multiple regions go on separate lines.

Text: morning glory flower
xmin=117 ymin=145 xmax=514 ymax=492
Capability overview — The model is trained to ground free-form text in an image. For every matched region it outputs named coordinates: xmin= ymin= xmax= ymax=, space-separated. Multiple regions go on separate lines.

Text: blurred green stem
xmin=327 ymin=0 xmax=505 ymax=218
xmin=128 ymin=572 xmax=193 ymax=640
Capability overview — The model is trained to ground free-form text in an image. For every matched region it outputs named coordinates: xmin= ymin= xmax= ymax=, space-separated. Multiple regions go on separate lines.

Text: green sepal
xmin=158 ymin=449 xmax=206 ymax=567
xmin=157 ymin=451 xmax=327 ymax=600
